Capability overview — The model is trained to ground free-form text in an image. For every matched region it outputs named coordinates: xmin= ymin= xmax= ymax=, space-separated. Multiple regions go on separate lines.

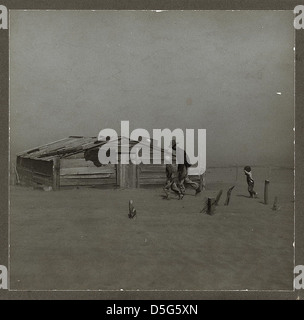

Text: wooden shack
xmin=15 ymin=136 xmax=204 ymax=190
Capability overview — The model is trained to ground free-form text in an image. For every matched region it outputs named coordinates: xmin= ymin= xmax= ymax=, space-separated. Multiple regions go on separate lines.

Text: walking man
xmin=170 ymin=139 xmax=201 ymax=196
xmin=163 ymin=155 xmax=184 ymax=200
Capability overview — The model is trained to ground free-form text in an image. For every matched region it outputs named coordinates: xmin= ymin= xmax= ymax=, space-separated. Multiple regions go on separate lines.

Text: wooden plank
xmin=139 ymin=178 xmax=165 ymax=185
xmin=38 ymin=146 xmax=83 ymax=159
xmin=21 ymin=139 xmax=76 ymax=159
xmin=60 ymin=177 xmax=116 ymax=184
xmin=60 ymin=174 xmax=113 ymax=179
xmin=32 ymin=161 xmax=53 ymax=176
xmin=33 ymin=171 xmax=52 ymax=177
xmin=140 ymin=177 xmax=201 ymax=184
xmin=18 ymin=172 xmax=53 ymax=186
xmin=60 ymin=158 xmax=102 ymax=168
xmin=16 ymin=166 xmax=33 ymax=175
xmin=141 ymin=164 xmax=167 ymax=167
xmin=18 ymin=168 xmax=51 ymax=187
xmin=140 ymin=173 xmax=200 ymax=179
xmin=16 ymin=137 xmax=71 ymax=156
xmin=63 ymin=153 xmax=84 ymax=159
xmin=118 ymin=164 xmax=127 ymax=188
xmin=18 ymin=157 xmax=52 ymax=170
xmin=16 ymin=159 xmax=53 ymax=176
xmin=32 ymin=174 xmax=53 ymax=185
xmin=140 ymin=168 xmax=167 ymax=173
xmin=18 ymin=171 xmax=32 ymax=179
xmin=60 ymin=166 xmax=115 ymax=176
xmin=32 ymin=172 xmax=52 ymax=180
xmin=33 ymin=138 xmax=84 ymax=158
xmin=60 ymin=184 xmax=117 ymax=190
xmin=60 ymin=178 xmax=117 ymax=186
xmin=140 ymin=165 xmax=167 ymax=172
xmin=128 ymin=164 xmax=137 ymax=188
xmin=140 ymin=182 xmax=164 ymax=186
xmin=140 ymin=174 xmax=167 ymax=179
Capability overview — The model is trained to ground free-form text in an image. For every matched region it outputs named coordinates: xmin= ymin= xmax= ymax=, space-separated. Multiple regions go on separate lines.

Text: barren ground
xmin=10 ymin=168 xmax=294 ymax=291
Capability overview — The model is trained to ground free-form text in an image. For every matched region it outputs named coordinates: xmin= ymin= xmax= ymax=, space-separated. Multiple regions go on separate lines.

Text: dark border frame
xmin=0 ymin=0 xmax=303 ymax=300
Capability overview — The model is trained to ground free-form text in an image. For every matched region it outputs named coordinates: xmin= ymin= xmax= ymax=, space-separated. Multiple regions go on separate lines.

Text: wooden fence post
xmin=272 ymin=196 xmax=279 ymax=211
xmin=207 ymin=197 xmax=216 ymax=215
xmin=264 ymin=180 xmax=270 ymax=204
xmin=224 ymin=185 xmax=235 ymax=206
xmin=214 ymin=189 xmax=223 ymax=206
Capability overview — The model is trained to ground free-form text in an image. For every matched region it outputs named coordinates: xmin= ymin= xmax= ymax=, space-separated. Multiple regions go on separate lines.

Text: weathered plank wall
xmin=117 ymin=164 xmax=139 ymax=188
xmin=138 ymin=164 xmax=201 ymax=188
xmin=16 ymin=156 xmax=53 ymax=187
xmin=59 ymin=157 xmax=117 ymax=188
xmin=138 ymin=164 xmax=167 ymax=187
xmin=16 ymin=154 xmax=203 ymax=190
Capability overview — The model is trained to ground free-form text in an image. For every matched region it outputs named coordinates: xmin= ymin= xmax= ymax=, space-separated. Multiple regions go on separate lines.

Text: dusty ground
xmin=9 ymin=168 xmax=294 ymax=291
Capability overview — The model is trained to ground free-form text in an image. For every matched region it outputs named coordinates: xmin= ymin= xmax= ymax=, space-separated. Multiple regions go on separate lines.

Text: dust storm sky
xmin=9 ymin=10 xmax=294 ymax=167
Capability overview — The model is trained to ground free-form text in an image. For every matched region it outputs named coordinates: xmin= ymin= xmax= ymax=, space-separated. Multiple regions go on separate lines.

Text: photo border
xmin=0 ymin=0 xmax=303 ymax=300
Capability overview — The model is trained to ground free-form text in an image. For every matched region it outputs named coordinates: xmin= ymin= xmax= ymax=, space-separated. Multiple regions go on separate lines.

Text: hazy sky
xmin=10 ymin=10 xmax=294 ymax=167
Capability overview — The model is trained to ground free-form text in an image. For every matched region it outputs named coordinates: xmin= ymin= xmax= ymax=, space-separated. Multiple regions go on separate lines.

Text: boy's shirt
xmin=244 ymin=170 xmax=254 ymax=185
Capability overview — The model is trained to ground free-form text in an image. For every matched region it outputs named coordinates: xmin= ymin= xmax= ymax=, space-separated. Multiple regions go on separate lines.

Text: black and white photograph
xmin=1 ymin=2 xmax=303 ymax=301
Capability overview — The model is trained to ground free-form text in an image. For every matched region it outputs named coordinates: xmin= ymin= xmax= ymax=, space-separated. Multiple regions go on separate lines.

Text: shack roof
xmin=17 ymin=136 xmax=171 ymax=161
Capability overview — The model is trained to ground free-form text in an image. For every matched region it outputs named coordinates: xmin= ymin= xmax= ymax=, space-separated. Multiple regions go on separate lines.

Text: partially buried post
xmin=224 ymin=186 xmax=235 ymax=206
xmin=207 ymin=197 xmax=216 ymax=215
xmin=264 ymin=180 xmax=270 ymax=205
